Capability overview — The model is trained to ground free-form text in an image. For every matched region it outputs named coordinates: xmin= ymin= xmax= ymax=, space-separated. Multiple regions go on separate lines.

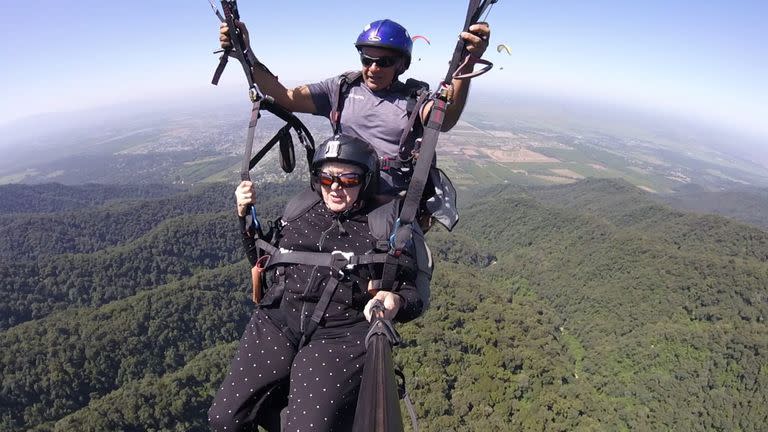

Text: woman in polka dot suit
xmin=209 ymin=134 xmax=427 ymax=432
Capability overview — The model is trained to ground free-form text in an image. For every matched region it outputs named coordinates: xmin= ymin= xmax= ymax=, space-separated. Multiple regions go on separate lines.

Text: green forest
xmin=1 ymin=179 xmax=767 ymax=431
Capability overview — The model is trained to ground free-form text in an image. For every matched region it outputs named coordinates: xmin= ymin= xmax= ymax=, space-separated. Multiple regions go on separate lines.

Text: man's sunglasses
xmin=359 ymin=53 xmax=400 ymax=68
xmin=313 ymin=171 xmax=365 ymax=188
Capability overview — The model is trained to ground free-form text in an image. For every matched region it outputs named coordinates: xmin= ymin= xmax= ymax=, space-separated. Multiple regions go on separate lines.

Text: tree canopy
xmin=1 ymin=178 xmax=767 ymax=431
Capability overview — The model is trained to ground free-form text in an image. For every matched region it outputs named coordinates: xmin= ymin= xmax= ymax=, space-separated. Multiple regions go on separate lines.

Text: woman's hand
xmin=364 ymin=282 xmax=402 ymax=322
xmin=235 ymin=181 xmax=256 ymax=217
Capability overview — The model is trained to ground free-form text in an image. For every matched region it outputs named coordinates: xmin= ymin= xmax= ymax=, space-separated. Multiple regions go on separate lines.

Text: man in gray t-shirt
xmin=219 ymin=18 xmax=491 ymax=195
xmin=307 ymin=76 xmax=422 ymax=195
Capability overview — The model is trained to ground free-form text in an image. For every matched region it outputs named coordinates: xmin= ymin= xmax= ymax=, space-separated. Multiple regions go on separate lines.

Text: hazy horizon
xmin=2 ymin=85 xmax=765 ymax=170
xmin=1 ymin=1 xmax=766 ymax=141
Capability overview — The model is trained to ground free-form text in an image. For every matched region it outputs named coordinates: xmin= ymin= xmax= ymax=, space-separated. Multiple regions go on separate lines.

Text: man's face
xmin=358 ymin=47 xmax=404 ymax=91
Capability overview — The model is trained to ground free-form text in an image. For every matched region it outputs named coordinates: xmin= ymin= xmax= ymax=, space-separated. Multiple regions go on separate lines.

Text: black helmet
xmin=311 ymin=134 xmax=380 ymax=199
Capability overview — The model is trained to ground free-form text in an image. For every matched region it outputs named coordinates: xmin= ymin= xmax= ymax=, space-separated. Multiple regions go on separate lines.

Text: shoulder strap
xmin=367 ymin=199 xmax=401 ymax=249
xmin=397 ymin=81 xmax=431 ymax=160
xmin=283 ymin=189 xmax=322 ymax=222
xmin=402 ymin=78 xmax=430 ymax=118
xmin=392 ymin=98 xmax=448 ymax=252
xmin=329 ymin=70 xmax=363 ymax=134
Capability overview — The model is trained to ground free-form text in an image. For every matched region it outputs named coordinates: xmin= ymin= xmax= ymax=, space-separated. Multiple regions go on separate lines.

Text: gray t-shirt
xmin=308 ymin=74 xmax=419 ymax=194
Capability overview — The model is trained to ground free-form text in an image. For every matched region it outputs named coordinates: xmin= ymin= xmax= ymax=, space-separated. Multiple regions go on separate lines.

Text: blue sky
xmin=1 ymin=0 xmax=766 ymax=140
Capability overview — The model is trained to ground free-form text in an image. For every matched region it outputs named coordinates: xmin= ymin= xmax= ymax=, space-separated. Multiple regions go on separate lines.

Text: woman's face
xmin=317 ymin=161 xmax=364 ymax=213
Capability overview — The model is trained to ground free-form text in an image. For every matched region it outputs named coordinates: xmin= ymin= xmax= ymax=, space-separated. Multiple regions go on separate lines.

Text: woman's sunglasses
xmin=359 ymin=53 xmax=400 ymax=68
xmin=313 ymin=171 xmax=365 ymax=188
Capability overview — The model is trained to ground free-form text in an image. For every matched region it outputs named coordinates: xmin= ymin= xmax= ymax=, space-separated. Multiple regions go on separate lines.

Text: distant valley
xmin=2 ymin=93 xmax=767 ymax=195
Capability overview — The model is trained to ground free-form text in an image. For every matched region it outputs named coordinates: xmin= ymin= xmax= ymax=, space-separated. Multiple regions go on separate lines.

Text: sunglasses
xmin=359 ymin=53 xmax=400 ymax=68
xmin=313 ymin=171 xmax=365 ymax=188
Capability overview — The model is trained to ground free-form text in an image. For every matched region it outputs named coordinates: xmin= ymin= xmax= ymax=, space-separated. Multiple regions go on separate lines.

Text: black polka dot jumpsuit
xmin=209 ymin=199 xmax=424 ymax=432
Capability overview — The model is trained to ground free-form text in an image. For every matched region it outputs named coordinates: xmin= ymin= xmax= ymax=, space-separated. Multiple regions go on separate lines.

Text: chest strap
xmin=262 ymin=248 xmax=414 ymax=274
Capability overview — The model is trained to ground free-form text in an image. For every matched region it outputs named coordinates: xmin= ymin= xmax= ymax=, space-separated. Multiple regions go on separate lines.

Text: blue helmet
xmin=355 ymin=19 xmax=412 ymax=69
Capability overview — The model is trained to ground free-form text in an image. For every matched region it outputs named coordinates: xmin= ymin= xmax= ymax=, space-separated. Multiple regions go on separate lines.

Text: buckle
xmin=388 ymin=218 xmax=401 ymax=249
xmin=331 ymin=251 xmax=355 ymax=276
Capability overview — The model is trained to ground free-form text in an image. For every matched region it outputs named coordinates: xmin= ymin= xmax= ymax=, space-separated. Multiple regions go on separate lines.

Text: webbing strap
xmin=255 ymin=239 xmax=278 ymax=255
xmin=240 ymin=100 xmax=262 ymax=234
xmin=442 ymin=0 xmax=492 ymax=84
xmin=330 ymin=75 xmax=345 ymax=134
xmin=400 ymin=98 xmax=446 ymax=224
xmin=393 ymin=98 xmax=447 ymax=251
xmin=211 ymin=54 xmax=228 ymax=85
xmin=241 ymin=100 xmax=261 ymax=181
xmin=377 ymin=253 xmax=401 ymax=292
xmin=330 ymin=72 xmax=361 ymax=134
xmin=300 ymin=276 xmax=341 ymax=346
xmin=242 ymin=232 xmax=259 ymax=266
xmin=247 ymin=124 xmax=288 ymax=170
xmin=265 ymin=250 xmax=415 ymax=273
xmin=395 ymin=369 xmax=419 ymax=432
xmin=267 ymin=250 xmax=343 ymax=270
xmin=397 ymin=90 xmax=429 ymax=157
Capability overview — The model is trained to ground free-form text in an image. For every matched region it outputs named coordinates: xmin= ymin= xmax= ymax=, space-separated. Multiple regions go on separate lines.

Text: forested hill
xmin=1 ymin=179 xmax=767 ymax=431
xmin=0 ymin=183 xmax=185 ymax=214
xmin=656 ymin=185 xmax=768 ymax=231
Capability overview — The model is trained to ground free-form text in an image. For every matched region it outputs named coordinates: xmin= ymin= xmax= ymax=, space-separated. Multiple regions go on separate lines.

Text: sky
xmin=1 ymin=0 xmax=766 ymax=141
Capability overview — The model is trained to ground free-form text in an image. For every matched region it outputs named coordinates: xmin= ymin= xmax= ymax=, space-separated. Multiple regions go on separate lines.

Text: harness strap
xmin=393 ymin=98 xmax=448 ymax=251
xmin=373 ymin=253 xmax=403 ymax=292
xmin=389 ymin=0 xmax=497 ymax=246
xmin=442 ymin=0 xmax=496 ymax=85
xmin=246 ymin=101 xmax=316 ymax=173
xmin=379 ymin=157 xmax=408 ymax=171
xmin=395 ymin=369 xmax=420 ymax=432
xmin=238 ymin=99 xmax=263 ymax=235
xmin=247 ymin=124 xmax=289 ymax=170
xmin=211 ymin=54 xmax=229 ymax=85
xmin=329 ymin=71 xmax=362 ymax=134
xmin=242 ymin=231 xmax=260 ymax=266
xmin=330 ymin=76 xmax=344 ymax=135
xmin=255 ymin=238 xmax=278 ymax=255
xmin=265 ymin=249 xmax=415 ymax=273
xmin=267 ymin=250 xmax=347 ymax=271
xmin=300 ymin=276 xmax=341 ymax=347
xmin=397 ymin=90 xmax=429 ymax=161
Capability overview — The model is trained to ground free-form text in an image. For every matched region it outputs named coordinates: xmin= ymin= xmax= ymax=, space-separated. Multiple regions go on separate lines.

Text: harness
xmin=241 ymin=190 xmax=432 ymax=346
xmin=329 ymin=71 xmax=431 ymax=167
xmin=209 ymin=2 xmax=499 ymax=430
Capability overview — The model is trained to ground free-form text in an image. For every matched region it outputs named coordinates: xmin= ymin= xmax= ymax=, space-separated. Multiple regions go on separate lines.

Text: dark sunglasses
xmin=313 ymin=171 xmax=365 ymax=188
xmin=359 ymin=53 xmax=400 ymax=68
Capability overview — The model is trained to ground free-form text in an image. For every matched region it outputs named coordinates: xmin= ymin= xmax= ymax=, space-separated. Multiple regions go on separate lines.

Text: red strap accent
xmin=330 ymin=111 xmax=341 ymax=130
